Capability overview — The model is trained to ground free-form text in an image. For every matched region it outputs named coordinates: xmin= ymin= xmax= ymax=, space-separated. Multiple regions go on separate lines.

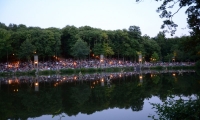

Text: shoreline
xmin=0 ymin=65 xmax=195 ymax=76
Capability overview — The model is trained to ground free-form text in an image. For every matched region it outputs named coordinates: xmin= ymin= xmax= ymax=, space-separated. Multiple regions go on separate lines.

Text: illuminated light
xmin=13 ymin=53 xmax=14 ymax=55
xmin=74 ymin=76 xmax=77 ymax=80
xmin=119 ymin=74 xmax=121 ymax=77
xmin=35 ymin=82 xmax=38 ymax=86
xmin=17 ymin=89 xmax=18 ymax=92
xmin=139 ymin=76 xmax=142 ymax=79
xmin=14 ymin=89 xmax=15 ymax=92
xmin=173 ymin=73 xmax=176 ymax=76
xmin=8 ymin=80 xmax=12 ymax=84
xmin=151 ymin=74 xmax=153 ymax=77
xmin=34 ymin=61 xmax=38 ymax=64
xmin=119 ymin=61 xmax=121 ymax=64
xmin=101 ymin=79 xmax=104 ymax=82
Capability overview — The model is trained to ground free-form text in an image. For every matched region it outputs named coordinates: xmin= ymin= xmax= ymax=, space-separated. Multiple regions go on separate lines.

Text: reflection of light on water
xmin=14 ymin=89 xmax=18 ymax=92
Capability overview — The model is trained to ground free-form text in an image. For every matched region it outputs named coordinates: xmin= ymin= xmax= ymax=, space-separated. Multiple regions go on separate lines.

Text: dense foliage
xmin=135 ymin=0 xmax=200 ymax=62
xmin=0 ymin=22 xmax=198 ymax=62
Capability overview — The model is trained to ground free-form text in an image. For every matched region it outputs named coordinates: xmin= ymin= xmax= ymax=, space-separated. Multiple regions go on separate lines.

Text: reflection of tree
xmin=70 ymin=84 xmax=91 ymax=105
xmin=130 ymin=99 xmax=144 ymax=111
xmin=0 ymin=84 xmax=62 ymax=120
xmin=150 ymin=93 xmax=200 ymax=120
xmin=0 ymin=72 xmax=200 ymax=119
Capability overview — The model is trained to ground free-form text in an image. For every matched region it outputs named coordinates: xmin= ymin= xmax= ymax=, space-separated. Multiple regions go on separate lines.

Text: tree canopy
xmin=0 ymin=22 xmax=198 ymax=62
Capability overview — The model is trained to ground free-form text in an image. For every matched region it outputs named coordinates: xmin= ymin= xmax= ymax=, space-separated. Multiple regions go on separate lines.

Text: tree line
xmin=0 ymin=22 xmax=198 ymax=63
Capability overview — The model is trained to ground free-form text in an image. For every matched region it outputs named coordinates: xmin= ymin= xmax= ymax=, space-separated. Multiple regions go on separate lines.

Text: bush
xmin=60 ymin=68 xmax=75 ymax=74
xmin=195 ymin=60 xmax=200 ymax=69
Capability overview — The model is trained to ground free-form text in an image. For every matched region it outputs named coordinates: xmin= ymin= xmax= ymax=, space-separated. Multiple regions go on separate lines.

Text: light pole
xmin=34 ymin=55 xmax=38 ymax=74
xmin=138 ymin=54 xmax=142 ymax=71
xmin=100 ymin=54 xmax=104 ymax=68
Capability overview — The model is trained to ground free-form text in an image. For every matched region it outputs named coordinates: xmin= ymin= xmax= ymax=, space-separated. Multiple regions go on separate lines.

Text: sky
xmin=0 ymin=0 xmax=190 ymax=38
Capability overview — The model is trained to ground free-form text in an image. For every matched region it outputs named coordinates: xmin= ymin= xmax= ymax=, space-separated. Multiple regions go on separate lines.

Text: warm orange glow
xmin=139 ymin=75 xmax=142 ymax=79
xmin=173 ymin=73 xmax=176 ymax=76
xmin=8 ymin=80 xmax=12 ymax=84
xmin=101 ymin=78 xmax=104 ymax=82
xmin=35 ymin=82 xmax=38 ymax=86
xmin=151 ymin=74 xmax=153 ymax=77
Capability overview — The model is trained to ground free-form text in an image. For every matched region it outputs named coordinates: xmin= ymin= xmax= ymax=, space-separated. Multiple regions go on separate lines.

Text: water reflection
xmin=0 ymin=69 xmax=199 ymax=120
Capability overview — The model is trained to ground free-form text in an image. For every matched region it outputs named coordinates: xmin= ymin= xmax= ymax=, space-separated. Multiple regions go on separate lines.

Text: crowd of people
xmin=0 ymin=58 xmax=195 ymax=72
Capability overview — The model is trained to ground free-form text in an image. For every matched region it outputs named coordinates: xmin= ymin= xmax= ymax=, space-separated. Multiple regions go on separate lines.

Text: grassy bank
xmin=145 ymin=65 xmax=195 ymax=70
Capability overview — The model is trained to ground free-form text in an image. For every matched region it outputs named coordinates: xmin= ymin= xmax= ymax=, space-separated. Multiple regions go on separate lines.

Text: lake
xmin=0 ymin=70 xmax=199 ymax=120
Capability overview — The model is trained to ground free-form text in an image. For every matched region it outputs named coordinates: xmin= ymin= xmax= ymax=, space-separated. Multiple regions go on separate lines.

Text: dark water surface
xmin=0 ymin=70 xmax=199 ymax=120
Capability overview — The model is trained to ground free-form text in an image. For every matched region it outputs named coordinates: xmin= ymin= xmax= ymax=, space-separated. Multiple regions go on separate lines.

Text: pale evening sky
xmin=0 ymin=0 xmax=190 ymax=38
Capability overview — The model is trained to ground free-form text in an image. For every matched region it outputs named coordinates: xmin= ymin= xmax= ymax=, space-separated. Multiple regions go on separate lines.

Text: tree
xmin=149 ymin=93 xmax=200 ymax=120
xmin=102 ymin=43 xmax=114 ymax=57
xmin=128 ymin=25 xmax=141 ymax=39
xmin=151 ymin=52 xmax=159 ymax=62
xmin=61 ymin=25 xmax=78 ymax=57
xmin=137 ymin=0 xmax=199 ymax=36
xmin=0 ymin=29 xmax=11 ymax=60
xmin=70 ymin=39 xmax=90 ymax=59
xmin=93 ymin=43 xmax=103 ymax=56
xmin=18 ymin=35 xmax=35 ymax=61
